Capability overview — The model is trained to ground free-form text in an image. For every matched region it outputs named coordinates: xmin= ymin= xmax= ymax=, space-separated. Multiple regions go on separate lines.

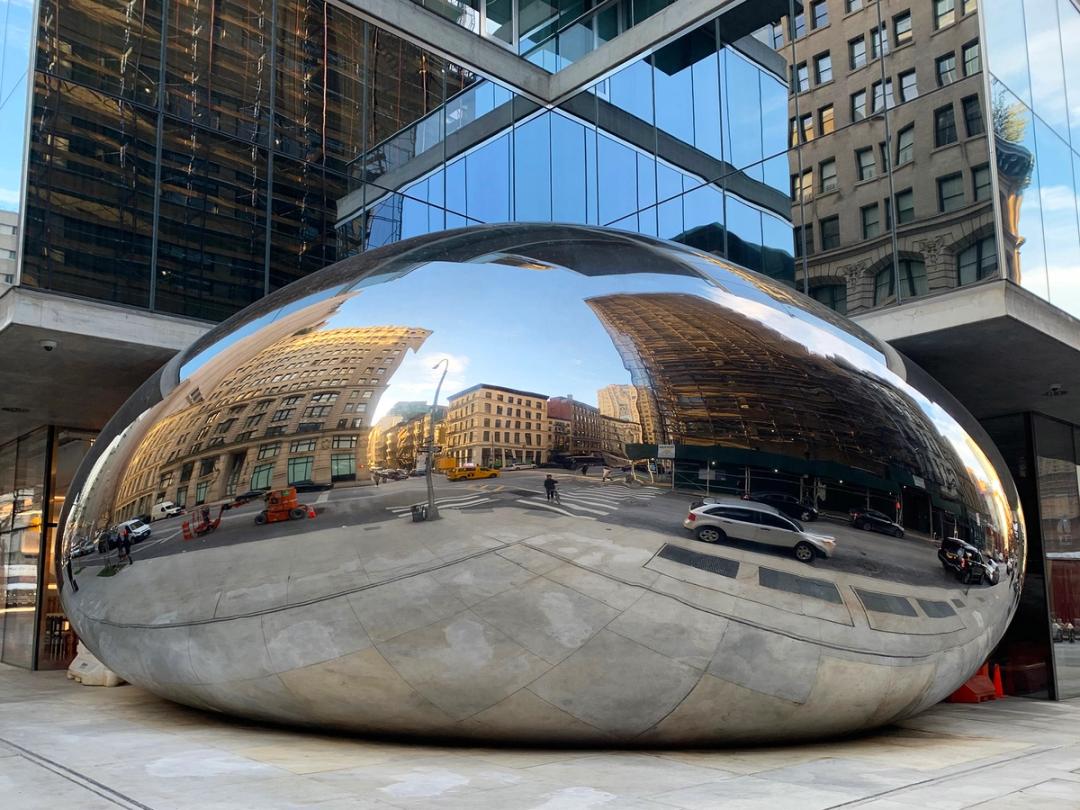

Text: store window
xmin=287 ymin=456 xmax=314 ymax=485
xmin=250 ymin=463 xmax=273 ymax=490
xmin=810 ymin=284 xmax=847 ymax=314
xmin=957 ymin=236 xmax=998 ymax=285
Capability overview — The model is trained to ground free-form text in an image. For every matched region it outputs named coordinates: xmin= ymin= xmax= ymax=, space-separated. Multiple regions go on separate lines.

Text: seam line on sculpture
xmin=0 ymin=736 xmax=156 ymax=810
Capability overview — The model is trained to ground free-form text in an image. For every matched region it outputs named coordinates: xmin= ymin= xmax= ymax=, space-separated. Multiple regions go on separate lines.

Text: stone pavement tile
xmin=863 ymin=768 xmax=1064 ymax=810
xmin=655 ymin=747 xmax=830 ymax=776
xmin=0 ymin=753 xmax=117 ymax=810
xmin=973 ymin=778 xmax=1080 ymax=809
xmin=647 ymin=774 xmax=860 ymax=810
xmin=606 ymin=591 xmax=730 ymax=672
xmin=152 ymin=773 xmax=397 ymax=810
xmin=309 ymin=754 xmax=531 ymax=804
xmin=373 ymin=780 xmax=674 ymax=810
xmin=743 ymin=755 xmax=929 ymax=793
xmin=232 ymin=737 xmax=432 ymax=774
xmin=513 ymin=752 xmax=740 ymax=797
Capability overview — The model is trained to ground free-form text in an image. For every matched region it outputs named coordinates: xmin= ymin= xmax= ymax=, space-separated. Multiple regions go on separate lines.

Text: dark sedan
xmin=750 ymin=492 xmax=819 ymax=522
xmin=849 ymin=508 xmax=904 ymax=537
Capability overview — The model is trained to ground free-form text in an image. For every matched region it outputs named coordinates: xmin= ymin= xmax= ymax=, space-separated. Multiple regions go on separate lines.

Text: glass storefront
xmin=340 ymin=17 xmax=796 ymax=286
xmin=984 ymin=0 xmax=1080 ymax=319
xmin=0 ymin=428 xmax=94 ymax=670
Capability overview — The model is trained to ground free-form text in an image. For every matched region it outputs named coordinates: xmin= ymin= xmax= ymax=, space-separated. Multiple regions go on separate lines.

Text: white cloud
xmin=0 ymin=187 xmax=20 ymax=210
xmin=373 ymin=349 xmax=470 ymax=422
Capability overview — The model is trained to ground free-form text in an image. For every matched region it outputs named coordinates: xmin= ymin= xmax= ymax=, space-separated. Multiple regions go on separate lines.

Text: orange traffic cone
xmin=993 ymin=664 xmax=1005 ymax=698
xmin=307 ymin=506 xmax=317 ymax=519
xmin=181 ymin=521 xmax=193 ymax=541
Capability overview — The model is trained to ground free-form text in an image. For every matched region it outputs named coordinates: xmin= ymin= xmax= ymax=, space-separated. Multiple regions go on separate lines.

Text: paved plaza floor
xmin=1 ymin=663 xmax=1078 ymax=809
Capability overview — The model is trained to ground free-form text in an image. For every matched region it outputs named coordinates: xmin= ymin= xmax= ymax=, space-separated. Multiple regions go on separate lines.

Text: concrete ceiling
xmin=0 ymin=288 xmax=209 ymax=447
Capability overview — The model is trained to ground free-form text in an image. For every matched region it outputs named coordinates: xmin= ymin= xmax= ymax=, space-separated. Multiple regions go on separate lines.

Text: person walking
xmin=543 ymin=474 xmax=559 ymax=503
xmin=601 ymin=466 xmax=613 ymax=482
xmin=580 ymin=464 xmax=589 ymax=476
xmin=117 ymin=525 xmax=132 ymax=566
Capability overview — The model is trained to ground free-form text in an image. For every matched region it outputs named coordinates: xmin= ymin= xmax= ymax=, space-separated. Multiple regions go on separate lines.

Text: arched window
xmin=873 ymin=259 xmax=927 ymax=306
xmin=957 ymin=236 xmax=998 ymax=286
xmin=810 ymin=284 xmax=847 ymax=314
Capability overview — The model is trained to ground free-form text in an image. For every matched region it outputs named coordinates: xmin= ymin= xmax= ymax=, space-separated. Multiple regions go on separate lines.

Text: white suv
xmin=683 ymin=496 xmax=835 ymax=563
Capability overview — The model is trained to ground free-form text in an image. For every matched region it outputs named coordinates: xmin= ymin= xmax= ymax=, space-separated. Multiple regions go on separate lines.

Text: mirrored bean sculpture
xmin=58 ymin=224 xmax=1025 ymax=743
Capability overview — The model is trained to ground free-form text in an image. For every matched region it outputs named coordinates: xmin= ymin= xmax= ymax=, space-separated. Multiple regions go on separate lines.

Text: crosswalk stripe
xmin=558 ymin=494 xmax=622 ymax=509
xmin=516 ymin=499 xmax=596 ymax=520
xmin=525 ymin=496 xmax=608 ymax=515
xmin=389 ymin=497 xmax=493 ymax=517
xmin=388 ymin=494 xmax=490 ymax=513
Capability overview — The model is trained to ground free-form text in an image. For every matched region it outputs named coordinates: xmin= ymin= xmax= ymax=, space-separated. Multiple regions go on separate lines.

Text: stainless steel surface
xmin=57 ymin=224 xmax=1025 ymax=743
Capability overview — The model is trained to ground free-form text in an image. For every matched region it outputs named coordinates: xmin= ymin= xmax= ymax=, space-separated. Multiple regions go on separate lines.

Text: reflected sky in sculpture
xmin=59 ymin=225 xmax=1024 ymax=744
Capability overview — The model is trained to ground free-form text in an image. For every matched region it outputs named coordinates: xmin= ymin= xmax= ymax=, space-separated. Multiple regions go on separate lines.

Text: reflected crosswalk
xmin=517 ymin=485 xmax=659 ymax=520
xmin=386 ymin=493 xmax=494 ymax=517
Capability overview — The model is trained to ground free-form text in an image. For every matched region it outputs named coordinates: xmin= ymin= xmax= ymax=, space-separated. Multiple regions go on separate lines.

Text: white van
xmin=151 ymin=501 xmax=183 ymax=520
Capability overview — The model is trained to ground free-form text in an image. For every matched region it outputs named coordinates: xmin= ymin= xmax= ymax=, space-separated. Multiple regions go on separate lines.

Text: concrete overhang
xmin=854 ymin=280 xmax=1080 ymax=423
xmin=0 ymin=287 xmax=209 ymax=445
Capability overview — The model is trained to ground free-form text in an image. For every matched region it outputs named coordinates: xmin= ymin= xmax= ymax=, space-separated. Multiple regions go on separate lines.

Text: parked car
xmin=151 ymin=500 xmax=184 ymax=520
xmin=849 ymin=508 xmax=904 ymax=537
xmin=291 ymin=480 xmax=333 ymax=493
xmin=683 ymin=496 xmax=836 ymax=562
xmin=69 ymin=537 xmax=97 ymax=558
xmin=503 ymin=463 xmax=537 ymax=471
xmin=749 ymin=492 xmax=818 ymax=522
xmin=938 ymin=536 xmax=995 ymax=585
xmin=446 ymin=466 xmax=500 ymax=481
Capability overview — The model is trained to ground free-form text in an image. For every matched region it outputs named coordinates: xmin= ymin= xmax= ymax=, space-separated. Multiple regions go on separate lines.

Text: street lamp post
xmin=426 ymin=358 xmax=449 ymax=520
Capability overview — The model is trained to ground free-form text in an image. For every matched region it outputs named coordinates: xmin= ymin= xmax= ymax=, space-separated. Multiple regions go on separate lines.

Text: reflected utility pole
xmin=426 ymin=358 xmax=449 ymax=520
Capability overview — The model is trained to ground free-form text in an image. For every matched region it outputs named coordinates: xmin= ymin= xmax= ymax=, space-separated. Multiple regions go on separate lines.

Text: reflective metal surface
xmin=58 ymin=224 xmax=1024 ymax=743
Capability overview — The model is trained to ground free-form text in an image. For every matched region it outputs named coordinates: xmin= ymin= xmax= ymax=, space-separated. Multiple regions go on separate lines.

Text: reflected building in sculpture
xmin=446 ymin=384 xmax=550 ymax=467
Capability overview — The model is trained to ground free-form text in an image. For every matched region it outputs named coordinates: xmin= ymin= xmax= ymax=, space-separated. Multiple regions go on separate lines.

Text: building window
xmin=243 ymin=413 xmax=264 ymax=429
xmin=963 ymin=40 xmax=980 ymax=75
xmin=938 ymin=173 xmax=965 ymax=212
xmin=814 ymin=52 xmax=833 ymax=84
xmin=820 ymin=216 xmax=841 ymax=250
xmin=963 ymin=0 xmax=976 ymax=13
xmin=934 ymin=0 xmax=956 ymax=29
xmin=846 ymin=0 xmax=863 ymax=11
xmin=250 ymin=463 xmax=273 ymax=490
xmin=330 ymin=454 xmax=356 ymax=481
xmin=849 ymin=36 xmax=867 ymax=69
xmin=303 ymin=405 xmax=332 ymax=418
xmin=899 ymin=69 xmax=917 ymax=102
xmin=861 ymin=204 xmax=881 ymax=238
xmin=810 ymin=284 xmax=847 ymax=314
xmin=936 ymin=53 xmax=957 ymax=86
xmin=851 ymin=89 xmax=868 ymax=121
xmin=289 ymin=439 xmax=317 ymax=453
xmin=879 ymin=141 xmax=890 ymax=172
xmin=795 ymin=62 xmax=810 ymax=92
xmin=895 ymin=125 xmax=915 ymax=164
xmin=958 ymin=236 xmax=998 ymax=285
xmin=800 ymin=113 xmax=815 ymax=142
xmin=271 ymin=408 xmax=294 ymax=422
xmin=771 ymin=22 xmax=784 ymax=48
xmin=287 ymin=456 xmax=314 ymax=485
xmin=282 ymin=395 xmax=303 ymax=406
xmin=874 ymin=259 xmax=928 ymax=305
xmin=895 ymin=188 xmax=915 ymax=223
xmin=872 ymin=79 xmax=894 ymax=112
xmin=973 ymin=164 xmax=992 ymax=201
xmin=894 ymin=12 xmax=912 ymax=45
xmin=870 ymin=24 xmax=888 ymax=58
xmin=934 ymin=105 xmax=958 ymax=146
xmin=963 ymin=95 xmax=984 ymax=136
xmin=257 ymin=443 xmax=279 ymax=460
xmin=792 ymin=11 xmax=806 ymax=38
xmin=820 ymin=159 xmax=838 ymax=192
xmin=819 ymin=104 xmax=835 ymax=134
xmin=795 ymin=224 xmax=814 ymax=257
xmin=199 ymin=458 xmax=215 ymax=477
xmin=792 ymin=169 xmax=813 ymax=201
xmin=856 ymin=147 xmax=876 ymax=180
xmin=811 ymin=0 xmax=829 ymax=29
xmin=195 ymin=482 xmax=209 ymax=504
xmin=234 ymin=431 xmax=253 ymax=443
xmin=332 ymin=435 xmax=358 ymax=449
xmin=175 ymin=487 xmax=188 ymax=507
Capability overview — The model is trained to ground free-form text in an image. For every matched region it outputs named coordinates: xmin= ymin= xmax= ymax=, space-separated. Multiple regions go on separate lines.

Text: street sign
xmin=658 ymin=444 xmax=676 ymax=459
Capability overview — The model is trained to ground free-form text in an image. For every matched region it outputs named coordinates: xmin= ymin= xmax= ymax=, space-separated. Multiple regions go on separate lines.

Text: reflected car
xmin=115 ymin=519 xmax=151 ymax=543
xmin=683 ymin=497 xmax=836 ymax=562
xmin=850 ymin=508 xmax=904 ymax=537
xmin=291 ymin=480 xmax=333 ymax=494
xmin=233 ymin=489 xmax=269 ymax=505
xmin=750 ymin=492 xmax=819 ymax=522
xmin=503 ymin=463 xmax=537 ymax=471
xmin=938 ymin=537 xmax=994 ymax=585
xmin=446 ymin=466 xmax=500 ymax=481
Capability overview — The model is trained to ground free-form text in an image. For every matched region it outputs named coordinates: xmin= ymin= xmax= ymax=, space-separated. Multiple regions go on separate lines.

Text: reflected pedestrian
xmin=544 ymin=475 xmax=559 ymax=503
xmin=581 ymin=464 xmax=588 ymax=476
xmin=601 ymin=466 xmax=613 ymax=482
xmin=118 ymin=526 xmax=132 ymax=566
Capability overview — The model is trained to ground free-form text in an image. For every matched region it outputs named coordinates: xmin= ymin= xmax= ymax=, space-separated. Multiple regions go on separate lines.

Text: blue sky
xmin=0 ymin=0 xmax=33 ymax=211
